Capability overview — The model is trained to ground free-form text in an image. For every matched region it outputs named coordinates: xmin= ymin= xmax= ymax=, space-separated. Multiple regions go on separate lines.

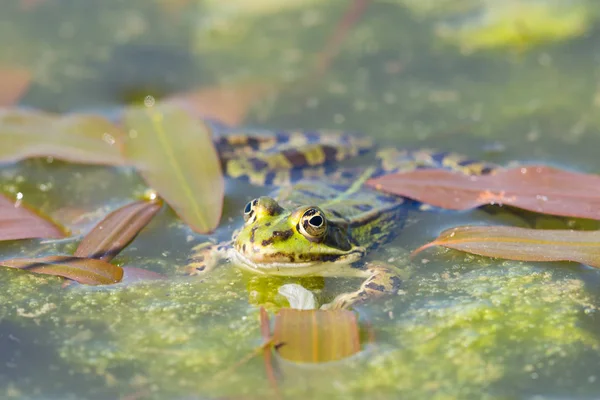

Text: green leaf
xmin=412 ymin=225 xmax=600 ymax=268
xmin=74 ymin=199 xmax=163 ymax=262
xmin=0 ymin=108 xmax=126 ymax=165
xmin=0 ymin=255 xmax=124 ymax=285
xmin=122 ymin=104 xmax=224 ymax=233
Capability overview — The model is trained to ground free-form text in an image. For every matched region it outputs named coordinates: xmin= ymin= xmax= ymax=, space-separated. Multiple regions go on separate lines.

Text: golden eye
xmin=299 ymin=207 xmax=327 ymax=240
xmin=243 ymin=198 xmax=258 ymax=222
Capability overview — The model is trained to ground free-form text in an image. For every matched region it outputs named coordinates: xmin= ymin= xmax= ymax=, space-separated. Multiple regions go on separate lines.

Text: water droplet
xmin=520 ymin=167 xmax=528 ymax=174
xmin=535 ymin=195 xmax=548 ymax=202
xmin=144 ymin=95 xmax=155 ymax=107
xmin=102 ymin=132 xmax=116 ymax=145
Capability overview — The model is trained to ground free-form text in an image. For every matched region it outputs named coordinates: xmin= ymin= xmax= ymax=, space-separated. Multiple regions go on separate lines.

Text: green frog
xmin=191 ymin=125 xmax=496 ymax=309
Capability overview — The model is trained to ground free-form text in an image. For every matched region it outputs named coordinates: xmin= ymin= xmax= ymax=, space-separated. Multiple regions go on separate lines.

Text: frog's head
xmin=232 ymin=196 xmax=365 ymax=269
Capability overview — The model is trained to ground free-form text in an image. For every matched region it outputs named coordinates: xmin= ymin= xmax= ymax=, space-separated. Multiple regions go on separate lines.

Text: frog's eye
xmin=299 ymin=208 xmax=327 ymax=240
xmin=243 ymin=199 xmax=258 ymax=222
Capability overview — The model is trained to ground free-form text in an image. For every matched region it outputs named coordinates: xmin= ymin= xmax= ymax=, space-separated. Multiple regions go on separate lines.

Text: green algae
xmin=435 ymin=0 xmax=591 ymax=53
xmin=0 ymin=253 xmax=598 ymax=399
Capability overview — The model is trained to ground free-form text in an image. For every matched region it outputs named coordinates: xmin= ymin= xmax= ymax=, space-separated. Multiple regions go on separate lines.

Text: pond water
xmin=2 ymin=0 xmax=600 ymax=399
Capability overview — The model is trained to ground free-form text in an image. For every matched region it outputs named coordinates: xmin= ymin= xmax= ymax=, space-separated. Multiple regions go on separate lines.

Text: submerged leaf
xmin=412 ymin=225 xmax=600 ymax=268
xmin=75 ymin=199 xmax=163 ymax=262
xmin=0 ymin=193 xmax=66 ymax=240
xmin=122 ymin=104 xmax=223 ymax=233
xmin=121 ymin=267 xmax=167 ymax=284
xmin=0 ymin=109 xmax=126 ymax=165
xmin=0 ymin=68 xmax=30 ymax=106
xmin=367 ymin=165 xmax=600 ymax=220
xmin=273 ymin=308 xmax=360 ymax=363
xmin=0 ymin=255 xmax=123 ymax=285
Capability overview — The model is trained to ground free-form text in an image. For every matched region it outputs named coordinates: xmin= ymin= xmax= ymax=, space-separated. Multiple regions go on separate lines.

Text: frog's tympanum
xmin=187 ymin=126 xmax=496 ymax=309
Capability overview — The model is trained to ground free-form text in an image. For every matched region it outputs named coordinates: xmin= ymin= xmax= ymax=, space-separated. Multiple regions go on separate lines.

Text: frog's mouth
xmin=229 ymin=248 xmax=365 ymax=275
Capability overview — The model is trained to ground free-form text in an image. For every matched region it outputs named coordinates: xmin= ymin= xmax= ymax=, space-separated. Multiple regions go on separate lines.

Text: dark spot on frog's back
xmin=366 ymin=282 xmax=386 ymax=292
xmin=282 ymin=149 xmax=308 ymax=167
xmin=264 ymin=171 xmax=277 ymax=185
xmin=248 ymin=157 xmax=269 ymax=171
xmin=322 ymin=146 xmax=338 ymax=162
xmin=370 ymin=226 xmax=381 ymax=235
xmin=390 ymin=276 xmax=402 ymax=290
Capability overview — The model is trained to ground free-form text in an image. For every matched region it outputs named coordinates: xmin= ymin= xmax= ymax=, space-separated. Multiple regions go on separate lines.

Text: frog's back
xmin=274 ymin=179 xmax=408 ymax=250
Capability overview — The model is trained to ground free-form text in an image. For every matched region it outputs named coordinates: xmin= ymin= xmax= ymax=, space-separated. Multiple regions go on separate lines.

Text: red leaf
xmin=74 ymin=199 xmax=162 ymax=262
xmin=412 ymin=225 xmax=600 ymax=268
xmin=165 ymin=83 xmax=274 ymax=127
xmin=367 ymin=165 xmax=600 ymax=220
xmin=0 ymin=193 xmax=66 ymax=241
xmin=0 ymin=68 xmax=30 ymax=106
xmin=0 ymin=255 xmax=123 ymax=285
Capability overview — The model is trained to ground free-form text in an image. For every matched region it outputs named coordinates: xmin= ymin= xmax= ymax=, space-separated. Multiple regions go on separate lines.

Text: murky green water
xmin=2 ymin=0 xmax=600 ymax=399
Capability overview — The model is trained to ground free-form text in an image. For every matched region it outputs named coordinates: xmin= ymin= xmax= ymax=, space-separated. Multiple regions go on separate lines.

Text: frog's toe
xmin=183 ymin=241 xmax=230 ymax=275
xmin=321 ymin=292 xmax=364 ymax=310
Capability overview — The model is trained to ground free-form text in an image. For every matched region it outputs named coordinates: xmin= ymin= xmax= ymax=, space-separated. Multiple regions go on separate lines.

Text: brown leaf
xmin=74 ymin=199 xmax=162 ymax=262
xmin=0 ymin=193 xmax=66 ymax=240
xmin=0 ymin=255 xmax=123 ymax=285
xmin=273 ymin=308 xmax=360 ymax=363
xmin=0 ymin=109 xmax=127 ymax=165
xmin=0 ymin=68 xmax=31 ymax=106
xmin=367 ymin=165 xmax=600 ymax=220
xmin=122 ymin=103 xmax=223 ymax=234
xmin=412 ymin=225 xmax=600 ymax=268
xmin=166 ymin=83 xmax=274 ymax=127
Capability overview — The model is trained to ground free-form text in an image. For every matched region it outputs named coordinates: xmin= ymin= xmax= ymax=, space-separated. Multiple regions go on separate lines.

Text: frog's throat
xmin=228 ymin=247 xmax=365 ymax=274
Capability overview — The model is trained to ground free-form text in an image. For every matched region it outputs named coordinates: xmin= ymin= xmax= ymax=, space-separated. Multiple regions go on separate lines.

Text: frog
xmin=189 ymin=124 xmax=497 ymax=309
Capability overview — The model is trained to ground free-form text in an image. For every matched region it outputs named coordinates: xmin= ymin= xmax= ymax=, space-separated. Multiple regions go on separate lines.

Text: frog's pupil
xmin=244 ymin=202 xmax=252 ymax=214
xmin=309 ymin=215 xmax=323 ymax=227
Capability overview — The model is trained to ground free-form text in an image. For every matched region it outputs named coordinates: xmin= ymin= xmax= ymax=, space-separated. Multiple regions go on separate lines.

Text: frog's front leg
xmin=183 ymin=240 xmax=231 ymax=275
xmin=321 ymin=262 xmax=404 ymax=309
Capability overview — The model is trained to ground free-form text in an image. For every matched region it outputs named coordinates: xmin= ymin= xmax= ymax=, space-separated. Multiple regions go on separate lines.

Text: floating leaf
xmin=0 ymin=193 xmax=66 ymax=240
xmin=0 ymin=255 xmax=123 ymax=285
xmin=0 ymin=109 xmax=126 ymax=165
xmin=412 ymin=225 xmax=600 ymax=268
xmin=0 ymin=68 xmax=30 ymax=106
xmin=367 ymin=165 xmax=600 ymax=220
xmin=74 ymin=199 xmax=163 ymax=262
xmin=166 ymin=83 xmax=274 ymax=127
xmin=272 ymin=308 xmax=360 ymax=363
xmin=122 ymin=104 xmax=223 ymax=233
